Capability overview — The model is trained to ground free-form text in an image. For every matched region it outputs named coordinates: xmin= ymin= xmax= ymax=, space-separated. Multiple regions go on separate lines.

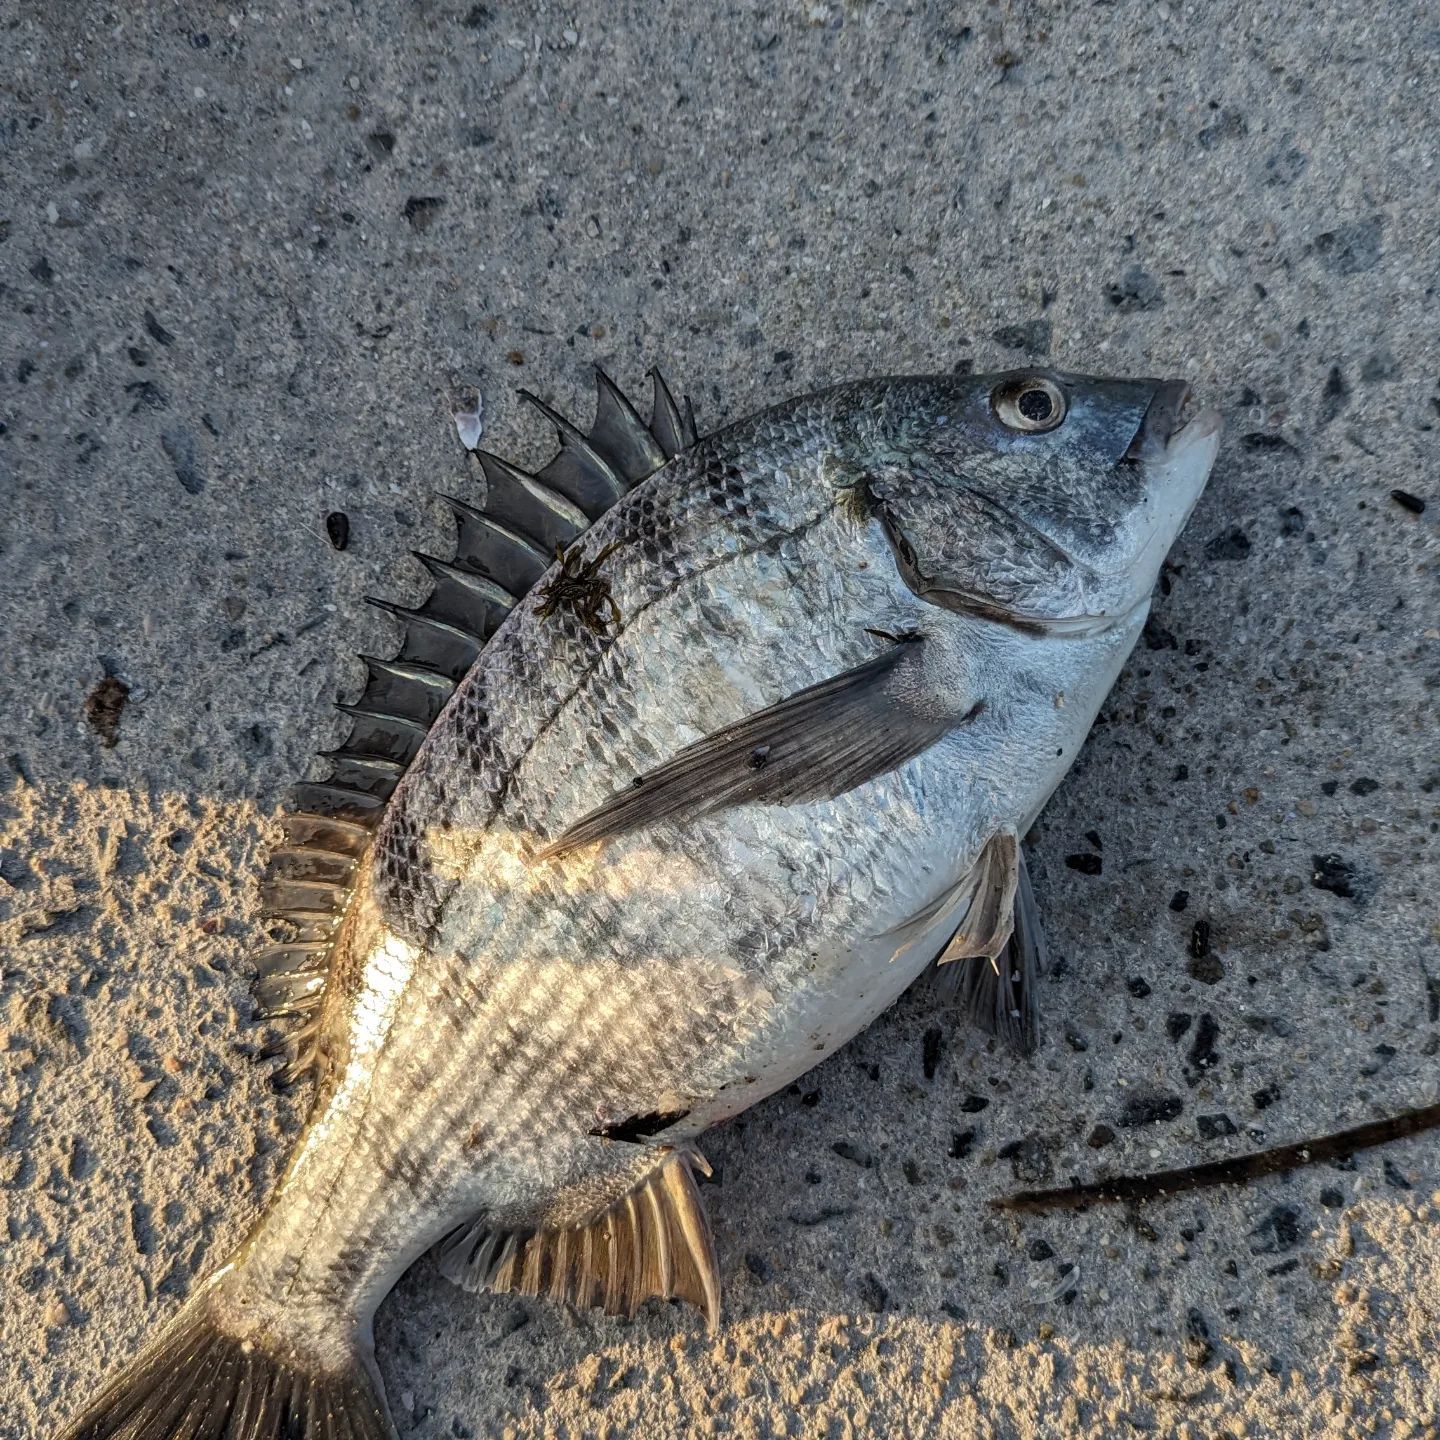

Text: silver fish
xmin=62 ymin=365 xmax=1221 ymax=1440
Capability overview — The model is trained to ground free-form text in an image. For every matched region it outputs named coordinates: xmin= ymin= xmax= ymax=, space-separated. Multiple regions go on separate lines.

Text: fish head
xmin=857 ymin=368 xmax=1223 ymax=634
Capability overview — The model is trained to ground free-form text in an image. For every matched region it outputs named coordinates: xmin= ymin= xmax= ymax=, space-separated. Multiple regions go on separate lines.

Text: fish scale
xmin=60 ymin=366 xmax=1221 ymax=1440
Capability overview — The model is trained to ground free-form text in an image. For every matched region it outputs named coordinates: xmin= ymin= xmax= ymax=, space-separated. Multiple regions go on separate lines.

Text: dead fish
xmin=62 ymin=365 xmax=1222 ymax=1439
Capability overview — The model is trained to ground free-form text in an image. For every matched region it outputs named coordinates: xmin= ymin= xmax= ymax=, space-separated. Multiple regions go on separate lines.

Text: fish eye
xmin=992 ymin=377 xmax=1067 ymax=434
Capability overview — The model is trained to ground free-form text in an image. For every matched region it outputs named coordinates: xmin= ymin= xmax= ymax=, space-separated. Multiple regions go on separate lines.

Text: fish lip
xmin=1121 ymin=379 xmax=1192 ymax=462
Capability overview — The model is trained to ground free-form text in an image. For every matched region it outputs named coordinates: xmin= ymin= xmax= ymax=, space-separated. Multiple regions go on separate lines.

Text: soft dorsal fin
xmin=435 ymin=1148 xmax=720 ymax=1329
xmin=254 ymin=368 xmax=699 ymax=1084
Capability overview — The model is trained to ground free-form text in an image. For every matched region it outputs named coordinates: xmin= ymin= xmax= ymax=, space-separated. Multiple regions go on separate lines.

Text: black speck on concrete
xmin=1349 ymin=777 xmax=1379 ymax=796
xmin=325 ymin=511 xmax=350 ymax=551
xmin=1311 ymin=853 xmax=1359 ymax=899
xmin=1117 ymin=1090 xmax=1183 ymax=1127
xmin=1127 ymin=976 xmax=1152 ymax=999
xmin=1187 ymin=1014 xmax=1220 ymax=1075
xmin=1169 ymin=889 xmax=1190 ymax=912
xmin=1251 ymin=1203 xmax=1304 ymax=1254
xmin=1389 ymin=489 xmax=1425 ymax=515
xmin=1240 ymin=432 xmax=1300 ymax=456
xmin=1319 ymin=364 xmax=1350 ymax=424
xmin=1066 ymin=852 xmax=1102 ymax=875
xmin=403 ymin=196 xmax=447 ymax=231
xmin=1027 ymin=1238 xmax=1055 ymax=1261
xmin=857 ymin=1272 xmax=888 ymax=1312
xmin=1087 ymin=1124 xmax=1116 ymax=1148
xmin=949 ymin=1129 xmax=977 ymax=1159
xmin=1166 ymin=1012 xmax=1193 ymax=1041
xmin=1205 ymin=526 xmax=1252 ymax=561
xmin=922 ymin=1025 xmax=943 ymax=1081
xmin=959 ymin=1094 xmax=989 ymax=1114
xmin=1198 ymin=1114 xmax=1238 ymax=1139
xmin=143 ymin=310 xmax=175 ymax=346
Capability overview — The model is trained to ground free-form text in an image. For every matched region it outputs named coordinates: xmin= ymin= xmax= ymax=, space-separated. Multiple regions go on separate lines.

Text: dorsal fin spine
xmin=258 ymin=367 xmax=702 ymax=1080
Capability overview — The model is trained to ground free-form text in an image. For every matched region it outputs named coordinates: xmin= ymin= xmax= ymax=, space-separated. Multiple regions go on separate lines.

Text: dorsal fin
xmin=254 ymin=368 xmax=700 ymax=1083
xmin=435 ymin=1147 xmax=720 ymax=1329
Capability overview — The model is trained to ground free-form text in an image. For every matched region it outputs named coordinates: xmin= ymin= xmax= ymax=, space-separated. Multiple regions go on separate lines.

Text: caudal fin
xmin=57 ymin=1283 xmax=395 ymax=1440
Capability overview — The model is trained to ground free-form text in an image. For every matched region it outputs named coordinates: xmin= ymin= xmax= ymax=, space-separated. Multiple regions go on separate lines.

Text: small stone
xmin=1389 ymin=489 xmax=1425 ymax=515
xmin=1087 ymin=1123 xmax=1116 ymax=1148
xmin=1027 ymin=1238 xmax=1055 ymax=1261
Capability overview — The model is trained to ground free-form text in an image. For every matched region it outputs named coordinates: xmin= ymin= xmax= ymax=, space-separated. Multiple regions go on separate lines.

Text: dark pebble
xmin=922 ymin=1025 xmax=943 ymax=1080
xmin=160 ymin=427 xmax=203 ymax=495
xmin=1319 ymin=364 xmax=1350 ymax=424
xmin=1065 ymin=852 xmax=1102 ymax=875
xmin=1320 ymin=780 xmax=1339 ymax=796
xmin=1169 ymin=889 xmax=1190 ymax=913
xmin=325 ymin=511 xmax=350 ymax=550
xmin=1117 ymin=1090 xmax=1183 ymax=1127
xmin=996 ymin=1135 xmax=1053 ymax=1184
xmin=1127 ymin=976 xmax=1152 ymax=999
xmin=1240 ymin=432 xmax=1299 ymax=456
xmin=1311 ymin=853 xmax=1358 ymax=899
xmin=1086 ymin=1123 xmax=1116 ymax=1148
xmin=403 ymin=195 xmax=447 ymax=231
xmin=1252 ymin=1083 xmax=1281 ymax=1110
xmin=1166 ymin=1012 xmax=1193 ymax=1041
xmin=1027 ymin=1238 xmax=1055 ymax=1261
xmin=1187 ymin=1014 xmax=1220 ymax=1073
xmin=1197 ymin=1113 xmax=1238 ymax=1139
xmin=831 ymin=1140 xmax=873 ymax=1168
xmin=1382 ymin=1160 xmax=1412 ymax=1190
xmin=1205 ymin=525 xmax=1253 ymax=559
xmin=949 ymin=1129 xmax=977 ymax=1159
xmin=84 ymin=676 xmax=130 ymax=749
xmin=959 ymin=1094 xmax=990 ymax=1113
xmin=857 ymin=1272 xmax=888 ymax=1312
xmin=1251 ymin=1203 xmax=1304 ymax=1254
xmin=143 ymin=309 xmax=175 ymax=346
xmin=1348 ymin=777 xmax=1379 ymax=796
xmin=991 ymin=320 xmax=1052 ymax=355
xmin=1389 ymin=489 xmax=1425 ymax=515
xmin=1185 ymin=1308 xmax=1215 ymax=1369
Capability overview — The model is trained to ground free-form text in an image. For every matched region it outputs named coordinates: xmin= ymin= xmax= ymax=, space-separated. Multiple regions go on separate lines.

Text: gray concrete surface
xmin=3 ymin=2 xmax=1438 ymax=1436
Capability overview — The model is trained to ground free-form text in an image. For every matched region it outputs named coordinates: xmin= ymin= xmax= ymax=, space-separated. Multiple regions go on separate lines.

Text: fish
xmin=60 ymin=363 xmax=1222 ymax=1440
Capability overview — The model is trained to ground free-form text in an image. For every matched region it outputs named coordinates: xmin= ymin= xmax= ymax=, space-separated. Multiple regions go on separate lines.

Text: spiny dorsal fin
xmin=255 ymin=368 xmax=700 ymax=1082
xmin=435 ymin=1148 xmax=720 ymax=1329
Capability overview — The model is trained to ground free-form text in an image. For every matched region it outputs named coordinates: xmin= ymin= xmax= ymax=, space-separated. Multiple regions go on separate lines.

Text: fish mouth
xmin=1122 ymin=380 xmax=1224 ymax=469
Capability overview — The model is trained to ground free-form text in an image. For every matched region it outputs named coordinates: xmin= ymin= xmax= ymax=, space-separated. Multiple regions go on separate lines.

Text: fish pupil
xmin=1017 ymin=387 xmax=1054 ymax=423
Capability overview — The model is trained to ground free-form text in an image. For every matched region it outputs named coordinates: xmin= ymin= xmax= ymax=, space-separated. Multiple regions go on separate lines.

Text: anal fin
xmin=930 ymin=835 xmax=1048 ymax=1054
xmin=436 ymin=1149 xmax=720 ymax=1330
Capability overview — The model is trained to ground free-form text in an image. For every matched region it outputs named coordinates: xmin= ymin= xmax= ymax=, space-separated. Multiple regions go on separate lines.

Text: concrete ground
xmin=3 ymin=2 xmax=1438 ymax=1436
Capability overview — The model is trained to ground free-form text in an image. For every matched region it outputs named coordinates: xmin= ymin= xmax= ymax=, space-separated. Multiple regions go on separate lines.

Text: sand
xmin=3 ymin=2 xmax=1438 ymax=1436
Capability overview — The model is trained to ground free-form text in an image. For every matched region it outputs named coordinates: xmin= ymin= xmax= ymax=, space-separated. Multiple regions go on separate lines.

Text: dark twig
xmin=994 ymin=1104 xmax=1440 ymax=1213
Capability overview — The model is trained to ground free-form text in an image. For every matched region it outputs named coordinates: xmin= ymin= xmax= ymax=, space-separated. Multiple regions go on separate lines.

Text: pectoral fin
xmin=541 ymin=635 xmax=975 ymax=860
xmin=931 ymin=834 xmax=1048 ymax=1054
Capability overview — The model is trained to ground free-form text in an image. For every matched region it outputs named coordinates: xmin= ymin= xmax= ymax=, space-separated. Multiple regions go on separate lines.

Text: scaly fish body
xmin=62 ymin=371 xmax=1221 ymax=1440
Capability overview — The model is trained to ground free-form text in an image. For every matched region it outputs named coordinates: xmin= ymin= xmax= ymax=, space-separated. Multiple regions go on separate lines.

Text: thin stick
xmin=993 ymin=1103 xmax=1440 ymax=1213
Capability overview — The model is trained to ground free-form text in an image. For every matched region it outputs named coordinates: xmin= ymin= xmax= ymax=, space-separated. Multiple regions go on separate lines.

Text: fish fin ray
xmin=932 ymin=837 xmax=1046 ymax=1053
xmin=541 ymin=637 xmax=967 ymax=860
xmin=56 ymin=1281 xmax=395 ymax=1440
xmin=435 ymin=1148 xmax=720 ymax=1329
xmin=257 ymin=369 xmax=700 ymax=1080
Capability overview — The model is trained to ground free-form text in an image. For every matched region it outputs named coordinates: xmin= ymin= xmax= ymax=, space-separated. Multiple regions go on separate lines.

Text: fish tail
xmin=56 ymin=1267 xmax=395 ymax=1440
